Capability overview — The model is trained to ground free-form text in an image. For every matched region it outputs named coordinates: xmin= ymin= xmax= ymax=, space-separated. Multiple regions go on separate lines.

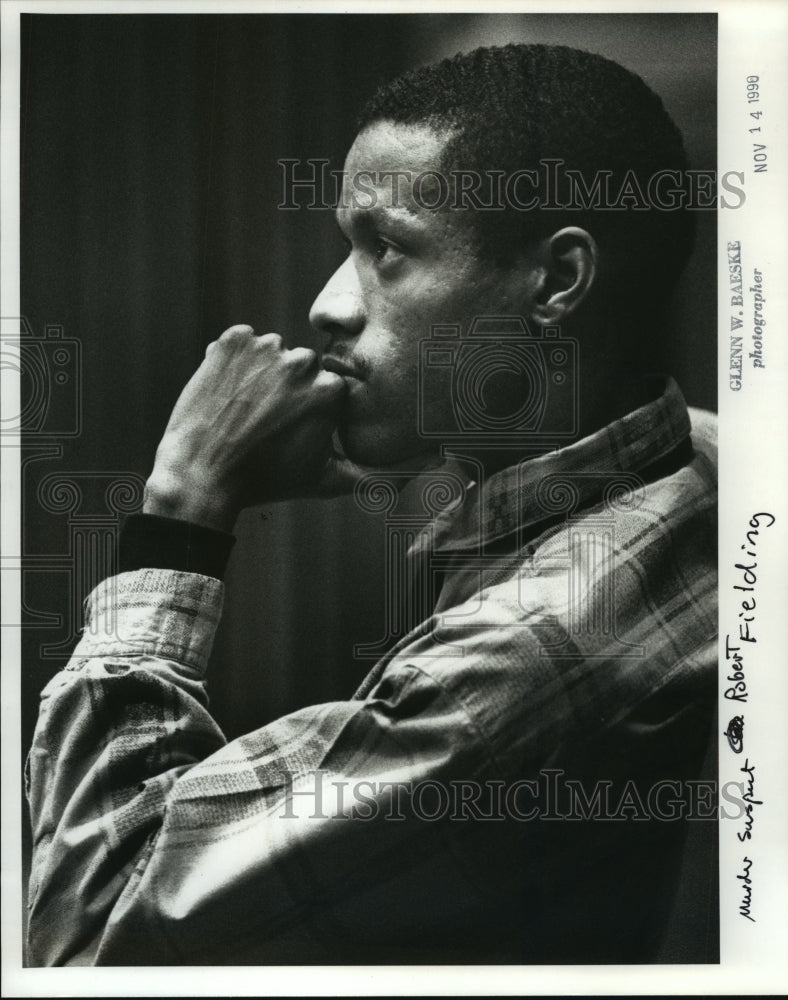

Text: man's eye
xmin=373 ymin=237 xmax=401 ymax=264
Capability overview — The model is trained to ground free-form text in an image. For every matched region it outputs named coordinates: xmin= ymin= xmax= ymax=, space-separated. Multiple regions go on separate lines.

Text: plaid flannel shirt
xmin=26 ymin=377 xmax=718 ymax=966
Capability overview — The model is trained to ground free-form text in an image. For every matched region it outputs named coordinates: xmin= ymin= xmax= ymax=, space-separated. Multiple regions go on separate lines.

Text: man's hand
xmin=144 ymin=325 xmax=346 ymax=531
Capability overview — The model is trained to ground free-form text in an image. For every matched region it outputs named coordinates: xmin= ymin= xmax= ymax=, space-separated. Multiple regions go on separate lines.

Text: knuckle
xmin=219 ymin=324 xmax=255 ymax=346
xmin=257 ymin=332 xmax=283 ymax=351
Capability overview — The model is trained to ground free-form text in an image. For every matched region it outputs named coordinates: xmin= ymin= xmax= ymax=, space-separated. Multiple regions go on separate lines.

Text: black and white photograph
xmin=1 ymin=1 xmax=786 ymax=995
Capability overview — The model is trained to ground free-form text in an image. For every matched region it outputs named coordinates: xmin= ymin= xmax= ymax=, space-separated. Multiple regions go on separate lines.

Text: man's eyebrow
xmin=335 ymin=203 xmax=424 ymax=237
xmin=335 ymin=205 xmax=382 ymax=230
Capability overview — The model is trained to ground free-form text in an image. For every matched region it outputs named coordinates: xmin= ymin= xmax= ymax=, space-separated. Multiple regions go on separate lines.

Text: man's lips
xmin=321 ymin=355 xmax=361 ymax=379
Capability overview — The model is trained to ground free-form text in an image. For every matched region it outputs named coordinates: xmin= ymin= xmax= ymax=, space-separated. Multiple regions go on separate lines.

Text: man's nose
xmin=308 ymin=257 xmax=365 ymax=339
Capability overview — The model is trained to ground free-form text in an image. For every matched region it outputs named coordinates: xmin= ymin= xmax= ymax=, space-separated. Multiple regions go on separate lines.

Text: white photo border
xmin=2 ymin=1 xmax=786 ymax=995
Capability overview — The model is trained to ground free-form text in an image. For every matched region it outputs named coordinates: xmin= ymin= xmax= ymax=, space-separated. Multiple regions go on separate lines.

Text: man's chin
xmin=337 ymin=426 xmax=441 ymax=474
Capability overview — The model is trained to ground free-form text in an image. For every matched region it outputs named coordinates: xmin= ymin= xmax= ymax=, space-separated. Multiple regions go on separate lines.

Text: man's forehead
xmin=344 ymin=120 xmax=451 ymax=173
xmin=338 ymin=121 xmax=457 ymax=219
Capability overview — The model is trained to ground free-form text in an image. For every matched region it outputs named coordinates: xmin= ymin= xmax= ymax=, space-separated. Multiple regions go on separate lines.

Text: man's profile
xmin=26 ymin=42 xmax=717 ymax=966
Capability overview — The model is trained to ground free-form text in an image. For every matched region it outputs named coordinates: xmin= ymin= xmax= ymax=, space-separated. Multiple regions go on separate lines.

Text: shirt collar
xmin=428 ymin=376 xmax=691 ymax=553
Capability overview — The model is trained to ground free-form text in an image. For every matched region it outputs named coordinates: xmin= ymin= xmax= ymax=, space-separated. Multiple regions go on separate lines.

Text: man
xmin=27 ymin=44 xmax=717 ymax=965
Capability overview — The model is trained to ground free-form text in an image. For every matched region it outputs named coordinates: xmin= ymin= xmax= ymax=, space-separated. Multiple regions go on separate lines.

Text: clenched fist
xmin=143 ymin=325 xmax=347 ymax=531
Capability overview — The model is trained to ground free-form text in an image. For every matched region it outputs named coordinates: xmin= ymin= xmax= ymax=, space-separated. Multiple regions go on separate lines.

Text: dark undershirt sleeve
xmin=119 ymin=513 xmax=236 ymax=581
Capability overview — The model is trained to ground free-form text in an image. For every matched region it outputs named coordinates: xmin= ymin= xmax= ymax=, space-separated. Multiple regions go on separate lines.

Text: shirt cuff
xmin=119 ymin=513 xmax=236 ymax=580
xmin=72 ymin=569 xmax=225 ymax=676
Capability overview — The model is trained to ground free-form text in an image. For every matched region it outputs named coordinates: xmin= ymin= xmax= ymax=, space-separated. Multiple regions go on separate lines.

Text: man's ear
xmin=528 ymin=226 xmax=598 ymax=325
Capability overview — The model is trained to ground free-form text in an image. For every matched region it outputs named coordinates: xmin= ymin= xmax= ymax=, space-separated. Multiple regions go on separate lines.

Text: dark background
xmin=19 ymin=12 xmax=718 ymax=961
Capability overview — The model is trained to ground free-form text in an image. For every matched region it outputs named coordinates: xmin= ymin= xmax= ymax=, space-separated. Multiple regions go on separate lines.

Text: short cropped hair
xmin=358 ymin=44 xmax=697 ymax=307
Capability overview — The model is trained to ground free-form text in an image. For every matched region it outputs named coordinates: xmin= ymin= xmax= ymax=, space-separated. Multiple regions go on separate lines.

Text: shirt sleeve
xmin=118 ymin=513 xmax=236 ymax=579
xmin=26 ymin=568 xmax=502 ymax=967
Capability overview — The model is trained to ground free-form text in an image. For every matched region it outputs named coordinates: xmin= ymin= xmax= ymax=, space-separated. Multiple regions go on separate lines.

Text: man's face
xmin=309 ymin=121 xmax=536 ymax=467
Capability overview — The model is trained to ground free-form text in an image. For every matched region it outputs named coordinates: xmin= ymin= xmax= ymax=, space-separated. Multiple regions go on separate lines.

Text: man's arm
xmin=26 ymin=563 xmax=501 ymax=965
xmin=25 ymin=324 xmax=345 ymax=963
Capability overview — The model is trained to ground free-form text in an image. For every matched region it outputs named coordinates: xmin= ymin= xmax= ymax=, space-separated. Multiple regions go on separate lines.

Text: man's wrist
xmin=144 ymin=468 xmax=240 ymax=533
